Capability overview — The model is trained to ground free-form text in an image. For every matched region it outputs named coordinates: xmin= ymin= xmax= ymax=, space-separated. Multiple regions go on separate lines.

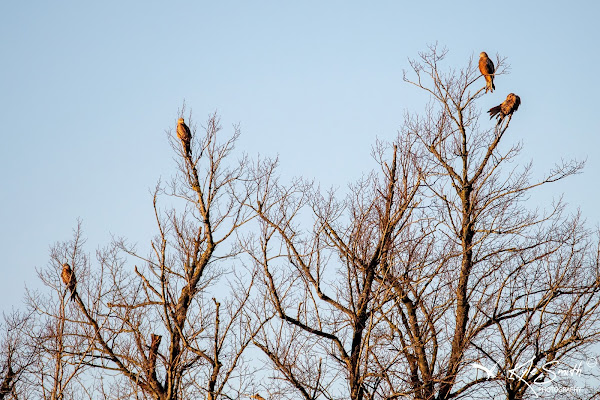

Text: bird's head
xmin=178 ymin=117 xmax=185 ymax=124
xmin=480 ymin=52 xmax=488 ymax=58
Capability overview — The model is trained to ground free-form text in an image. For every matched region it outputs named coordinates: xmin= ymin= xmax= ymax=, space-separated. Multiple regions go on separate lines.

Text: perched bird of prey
xmin=478 ymin=52 xmax=495 ymax=93
xmin=488 ymin=93 xmax=521 ymax=122
xmin=61 ymin=263 xmax=77 ymax=301
xmin=177 ymin=118 xmax=192 ymax=158
xmin=250 ymin=394 xmax=265 ymax=400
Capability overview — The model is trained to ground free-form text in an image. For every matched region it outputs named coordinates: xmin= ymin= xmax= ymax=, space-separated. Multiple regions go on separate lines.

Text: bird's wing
xmin=178 ymin=122 xmax=191 ymax=140
xmin=487 ymin=57 xmax=495 ymax=74
xmin=513 ymin=95 xmax=521 ymax=111
xmin=479 ymin=56 xmax=494 ymax=75
xmin=62 ymin=265 xmax=71 ymax=284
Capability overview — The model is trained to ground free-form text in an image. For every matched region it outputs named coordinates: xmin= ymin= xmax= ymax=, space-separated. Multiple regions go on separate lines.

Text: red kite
xmin=177 ymin=118 xmax=192 ymax=158
xmin=488 ymin=93 xmax=521 ymax=121
xmin=61 ymin=263 xmax=77 ymax=301
xmin=479 ymin=52 xmax=495 ymax=93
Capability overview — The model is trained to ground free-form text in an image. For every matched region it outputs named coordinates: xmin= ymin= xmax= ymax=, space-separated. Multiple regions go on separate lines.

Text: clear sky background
xmin=1 ymin=1 xmax=599 ymax=313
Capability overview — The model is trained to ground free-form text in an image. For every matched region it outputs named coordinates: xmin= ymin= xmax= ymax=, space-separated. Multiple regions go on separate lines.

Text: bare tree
xmin=473 ymin=220 xmax=600 ymax=400
xmin=0 ymin=311 xmax=36 ymax=400
xmin=246 ymin=136 xmax=425 ymax=400
xmin=10 ymin=46 xmax=598 ymax=400
xmin=394 ymin=45 xmax=600 ymax=400
xmin=245 ymin=45 xmax=600 ymax=400
xmin=50 ymin=112 xmax=259 ymax=400
xmin=20 ymin=223 xmax=100 ymax=400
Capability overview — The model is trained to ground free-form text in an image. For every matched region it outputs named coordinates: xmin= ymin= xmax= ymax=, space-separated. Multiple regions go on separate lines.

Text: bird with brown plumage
xmin=61 ymin=263 xmax=77 ymax=301
xmin=479 ymin=51 xmax=495 ymax=93
xmin=488 ymin=93 xmax=521 ymax=122
xmin=177 ymin=118 xmax=192 ymax=158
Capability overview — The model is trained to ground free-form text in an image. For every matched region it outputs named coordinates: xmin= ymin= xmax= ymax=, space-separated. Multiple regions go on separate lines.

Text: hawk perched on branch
xmin=177 ymin=118 xmax=192 ymax=158
xmin=479 ymin=52 xmax=495 ymax=93
xmin=61 ymin=263 xmax=77 ymax=301
xmin=488 ymin=93 xmax=521 ymax=122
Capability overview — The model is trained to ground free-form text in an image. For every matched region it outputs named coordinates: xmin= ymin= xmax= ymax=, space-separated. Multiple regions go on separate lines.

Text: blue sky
xmin=1 ymin=1 xmax=599 ymax=312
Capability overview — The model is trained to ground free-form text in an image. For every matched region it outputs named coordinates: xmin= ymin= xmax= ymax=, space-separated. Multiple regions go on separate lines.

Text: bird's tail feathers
xmin=181 ymin=142 xmax=192 ymax=158
xmin=488 ymin=106 xmax=501 ymax=119
xmin=485 ymin=76 xmax=494 ymax=93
